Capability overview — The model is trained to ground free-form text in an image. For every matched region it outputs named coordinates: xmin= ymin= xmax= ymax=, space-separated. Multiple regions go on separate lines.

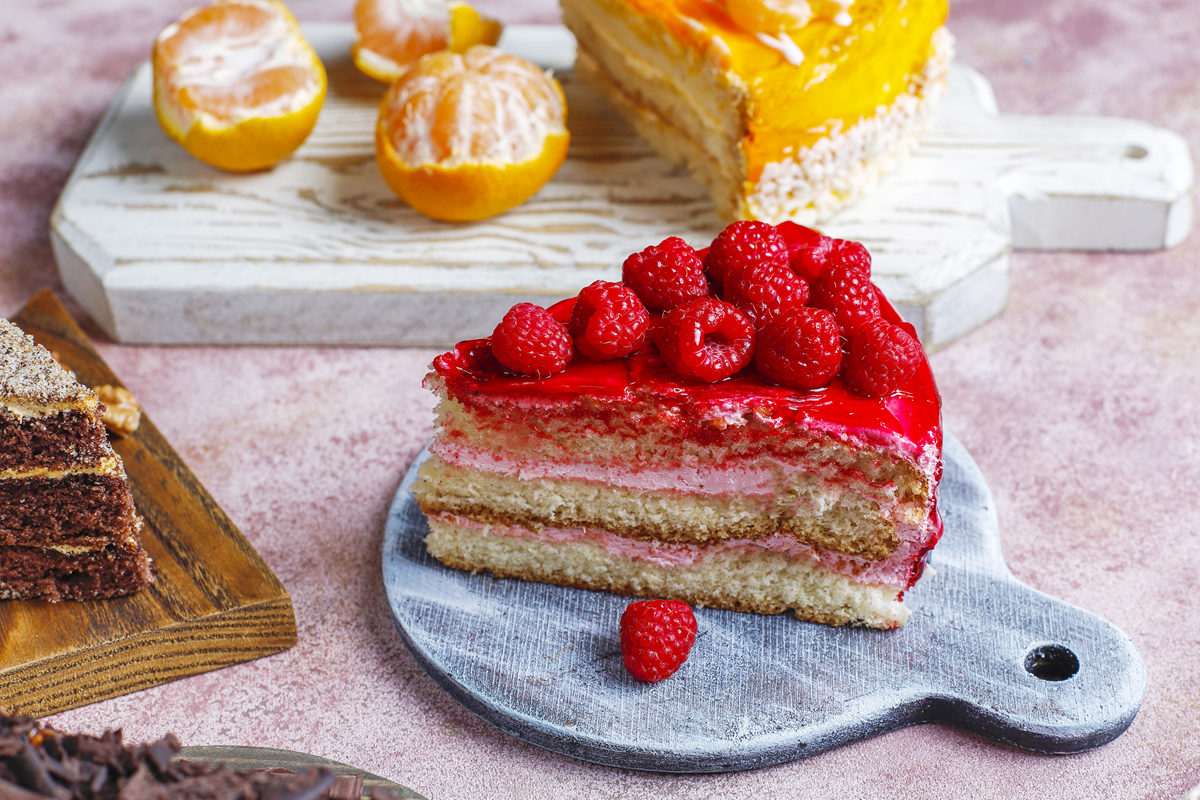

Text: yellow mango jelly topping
xmin=624 ymin=0 xmax=948 ymax=182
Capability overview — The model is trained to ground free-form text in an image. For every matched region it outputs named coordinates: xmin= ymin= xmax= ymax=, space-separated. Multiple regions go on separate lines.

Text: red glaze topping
xmin=433 ymin=289 xmax=942 ymax=460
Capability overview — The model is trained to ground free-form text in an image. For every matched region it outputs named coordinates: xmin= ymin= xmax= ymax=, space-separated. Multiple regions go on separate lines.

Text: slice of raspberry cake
xmin=413 ymin=222 xmax=941 ymax=628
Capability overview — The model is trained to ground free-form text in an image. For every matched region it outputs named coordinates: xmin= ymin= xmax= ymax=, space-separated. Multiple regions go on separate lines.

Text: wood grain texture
xmin=175 ymin=746 xmax=426 ymax=800
xmin=0 ymin=290 xmax=296 ymax=718
xmin=50 ymin=25 xmax=1192 ymax=350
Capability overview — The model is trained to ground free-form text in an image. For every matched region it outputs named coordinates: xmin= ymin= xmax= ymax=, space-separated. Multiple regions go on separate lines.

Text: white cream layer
xmin=0 ymin=456 xmax=121 ymax=482
xmin=7 ymin=532 xmax=141 ymax=556
xmin=2 ymin=396 xmax=97 ymax=419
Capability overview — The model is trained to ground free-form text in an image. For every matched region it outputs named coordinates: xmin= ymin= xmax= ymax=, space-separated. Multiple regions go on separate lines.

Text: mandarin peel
xmin=374 ymin=46 xmax=570 ymax=222
xmin=352 ymin=0 xmax=502 ymax=84
xmin=159 ymin=83 xmax=327 ymax=173
xmin=448 ymin=4 xmax=503 ymax=53
xmin=152 ymin=0 xmax=326 ymax=172
xmin=376 ymin=126 xmax=569 ymax=221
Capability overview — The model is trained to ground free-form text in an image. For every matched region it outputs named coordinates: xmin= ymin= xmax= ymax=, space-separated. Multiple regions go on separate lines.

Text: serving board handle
xmin=912 ymin=435 xmax=1145 ymax=753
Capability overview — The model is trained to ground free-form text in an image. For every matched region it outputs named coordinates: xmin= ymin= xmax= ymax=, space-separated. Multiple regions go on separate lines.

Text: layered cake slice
xmin=414 ymin=222 xmax=942 ymax=628
xmin=561 ymin=0 xmax=952 ymax=222
xmin=0 ymin=318 xmax=152 ymax=601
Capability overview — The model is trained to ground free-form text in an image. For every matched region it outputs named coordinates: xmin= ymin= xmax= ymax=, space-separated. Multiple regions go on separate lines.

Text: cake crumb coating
xmin=0 ymin=318 xmax=92 ymax=405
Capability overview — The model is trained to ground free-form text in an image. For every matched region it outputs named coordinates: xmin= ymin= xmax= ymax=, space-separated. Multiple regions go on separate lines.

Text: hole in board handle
xmin=1125 ymin=145 xmax=1149 ymax=159
xmin=1024 ymin=644 xmax=1080 ymax=681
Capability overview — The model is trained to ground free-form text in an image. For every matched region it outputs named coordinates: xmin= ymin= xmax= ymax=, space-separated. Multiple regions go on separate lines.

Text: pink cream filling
xmin=433 ymin=440 xmax=927 ymax=545
xmin=430 ymin=512 xmax=925 ymax=591
xmin=434 ymin=440 xmax=789 ymax=495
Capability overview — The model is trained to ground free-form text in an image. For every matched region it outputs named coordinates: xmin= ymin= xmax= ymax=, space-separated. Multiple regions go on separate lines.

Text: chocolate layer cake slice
xmin=0 ymin=318 xmax=152 ymax=601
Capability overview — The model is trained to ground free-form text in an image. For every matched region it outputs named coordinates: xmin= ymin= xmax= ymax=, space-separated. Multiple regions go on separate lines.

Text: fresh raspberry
xmin=622 ymin=237 xmax=709 ymax=312
xmin=490 ymin=302 xmax=573 ymax=377
xmin=619 ymin=599 xmax=698 ymax=683
xmin=842 ymin=318 xmax=925 ymax=398
xmin=705 ymin=220 xmax=789 ymax=288
xmin=643 ymin=311 xmax=666 ymax=345
xmin=722 ymin=260 xmax=810 ymax=325
xmin=655 ymin=299 xmax=755 ymax=382
xmin=809 ymin=264 xmax=881 ymax=336
xmin=754 ymin=306 xmax=842 ymax=390
xmin=792 ymin=235 xmax=872 ymax=282
xmin=568 ymin=281 xmax=650 ymax=360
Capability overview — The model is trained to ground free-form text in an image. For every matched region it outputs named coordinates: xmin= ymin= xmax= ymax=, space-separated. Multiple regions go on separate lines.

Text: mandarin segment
xmin=375 ymin=45 xmax=570 ymax=221
xmin=352 ymin=0 xmax=502 ymax=84
xmin=152 ymin=0 xmax=325 ymax=172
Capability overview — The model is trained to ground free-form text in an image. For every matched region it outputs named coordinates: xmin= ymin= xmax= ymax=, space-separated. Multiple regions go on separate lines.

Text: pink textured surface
xmin=1 ymin=0 xmax=1198 ymax=798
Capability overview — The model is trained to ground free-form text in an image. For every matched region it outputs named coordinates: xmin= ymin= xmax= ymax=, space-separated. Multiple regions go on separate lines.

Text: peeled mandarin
xmin=352 ymin=0 xmax=502 ymax=85
xmin=152 ymin=0 xmax=326 ymax=172
xmin=375 ymin=45 xmax=569 ymax=222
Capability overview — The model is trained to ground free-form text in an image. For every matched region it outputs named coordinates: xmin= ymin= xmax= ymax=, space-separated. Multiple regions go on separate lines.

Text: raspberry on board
xmin=568 ymin=280 xmax=650 ymax=360
xmin=705 ymin=220 xmax=789 ymax=286
xmin=792 ymin=235 xmax=872 ymax=283
xmin=622 ymin=236 xmax=710 ymax=312
xmin=722 ymin=260 xmax=810 ymax=325
xmin=809 ymin=264 xmax=881 ymax=337
xmin=754 ymin=306 xmax=842 ymax=391
xmin=619 ymin=599 xmax=698 ymax=683
xmin=655 ymin=299 xmax=755 ymax=383
xmin=490 ymin=302 xmax=574 ymax=377
xmin=842 ymin=318 xmax=925 ymax=398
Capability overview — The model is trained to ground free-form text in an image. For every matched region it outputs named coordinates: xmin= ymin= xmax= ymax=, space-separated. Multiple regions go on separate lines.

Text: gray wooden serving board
xmin=381 ymin=433 xmax=1145 ymax=772
xmin=52 ymin=24 xmax=1191 ymax=351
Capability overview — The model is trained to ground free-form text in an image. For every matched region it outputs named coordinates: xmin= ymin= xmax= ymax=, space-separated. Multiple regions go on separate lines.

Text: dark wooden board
xmin=383 ymin=434 xmax=1145 ymax=772
xmin=176 ymin=746 xmax=426 ymax=800
xmin=0 ymin=290 xmax=296 ymax=716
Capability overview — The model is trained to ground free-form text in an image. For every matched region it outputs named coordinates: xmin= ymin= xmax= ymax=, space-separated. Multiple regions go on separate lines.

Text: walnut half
xmin=95 ymin=384 xmax=142 ymax=437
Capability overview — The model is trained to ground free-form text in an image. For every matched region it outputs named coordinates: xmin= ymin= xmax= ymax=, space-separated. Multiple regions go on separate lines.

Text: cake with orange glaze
xmin=414 ymin=222 xmax=942 ymax=628
xmin=559 ymin=0 xmax=952 ymax=222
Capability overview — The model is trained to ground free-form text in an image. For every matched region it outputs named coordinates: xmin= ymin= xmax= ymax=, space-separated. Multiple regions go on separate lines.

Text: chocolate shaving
xmin=0 ymin=715 xmax=349 ymax=800
xmin=327 ymin=776 xmax=361 ymax=800
xmin=0 ymin=777 xmax=52 ymax=800
xmin=143 ymin=740 xmax=176 ymax=780
xmin=12 ymin=740 xmax=71 ymax=800
xmin=87 ymin=768 xmax=108 ymax=797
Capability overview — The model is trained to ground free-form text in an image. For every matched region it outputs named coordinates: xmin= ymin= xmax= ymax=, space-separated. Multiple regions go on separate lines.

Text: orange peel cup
xmin=152 ymin=0 xmax=326 ymax=172
xmin=353 ymin=0 xmax=503 ymax=85
xmin=374 ymin=45 xmax=570 ymax=222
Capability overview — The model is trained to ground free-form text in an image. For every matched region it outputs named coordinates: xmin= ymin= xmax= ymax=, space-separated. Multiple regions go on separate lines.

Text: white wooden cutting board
xmin=50 ymin=24 xmax=1193 ymax=350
